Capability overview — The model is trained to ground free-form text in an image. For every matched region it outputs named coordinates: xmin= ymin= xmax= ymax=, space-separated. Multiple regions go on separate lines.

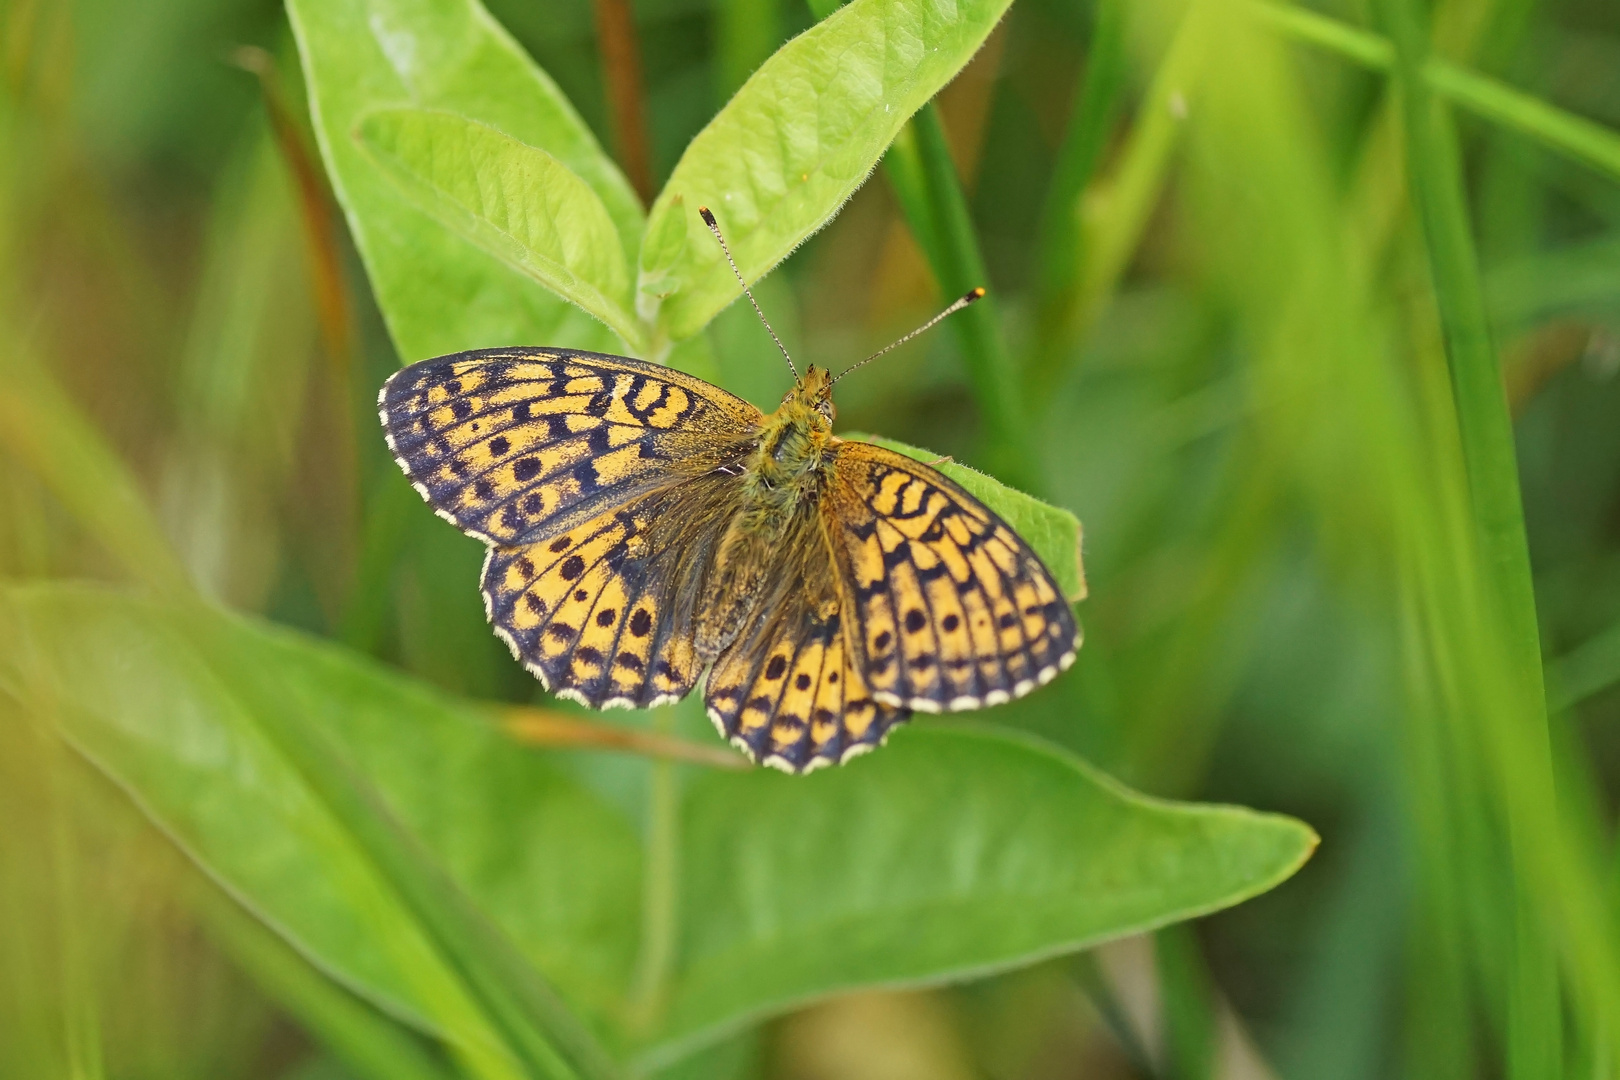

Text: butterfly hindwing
xmin=380 ymin=348 xmax=762 ymax=546
xmin=484 ymin=472 xmax=744 ymax=707
xmin=703 ymin=525 xmax=910 ymax=772
xmin=825 ymin=442 xmax=1079 ymax=712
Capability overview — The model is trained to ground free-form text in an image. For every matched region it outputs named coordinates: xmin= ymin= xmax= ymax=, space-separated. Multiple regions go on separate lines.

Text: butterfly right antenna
xmin=834 ymin=287 xmax=985 ymax=382
xmin=699 ymin=206 xmax=800 ymax=385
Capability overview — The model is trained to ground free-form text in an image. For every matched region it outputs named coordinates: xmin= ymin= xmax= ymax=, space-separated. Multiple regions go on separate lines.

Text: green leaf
xmin=851 ymin=434 xmax=1087 ymax=602
xmin=638 ymin=0 xmax=1015 ymax=342
xmin=288 ymin=0 xmax=642 ymax=360
xmin=0 ymin=584 xmax=1313 ymax=1068
xmin=0 ymin=584 xmax=633 ymax=1079
xmin=650 ymin=725 xmax=1315 ymax=1066
xmin=357 ymin=108 xmax=642 ymax=351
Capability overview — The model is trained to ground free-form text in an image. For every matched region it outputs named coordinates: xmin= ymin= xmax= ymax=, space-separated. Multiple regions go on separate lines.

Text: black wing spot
xmin=576 ymin=646 xmax=603 ymax=666
xmin=904 ymin=609 xmax=927 ymax=633
xmin=795 ymin=673 xmax=812 ymax=690
xmin=559 ymin=555 xmax=586 ymax=580
xmin=515 ymin=556 xmax=535 ymax=577
xmin=523 ymin=594 xmax=545 ymax=614
xmin=942 ymin=613 xmax=960 ymax=632
xmin=999 ymin=613 xmax=1017 ymax=629
xmin=630 ymin=609 xmax=652 ymax=637
xmin=764 ymin=655 xmax=787 ymax=680
xmin=513 ymin=402 xmax=531 ymax=421
xmin=522 ymin=493 xmax=542 ymax=514
xmin=489 ymin=436 xmax=510 ymax=456
xmin=547 ymin=623 xmax=576 ymax=641
xmin=873 ymin=630 xmax=892 ymax=652
xmin=513 ymin=457 xmax=541 ymax=482
xmin=827 ymin=671 xmax=838 ymax=683
xmin=474 ymin=479 xmax=494 ymax=500
xmin=451 ymin=399 xmax=472 ymax=420
xmin=550 ymin=535 xmax=572 ymax=552
xmin=616 ymin=653 xmax=643 ymax=671
xmin=596 ymin=608 xmax=617 ymax=627
xmin=573 ymin=588 xmax=589 ymax=602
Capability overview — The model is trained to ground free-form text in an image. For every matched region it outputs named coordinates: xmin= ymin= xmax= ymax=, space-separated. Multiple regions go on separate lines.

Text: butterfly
xmin=378 ymin=208 xmax=1079 ymax=773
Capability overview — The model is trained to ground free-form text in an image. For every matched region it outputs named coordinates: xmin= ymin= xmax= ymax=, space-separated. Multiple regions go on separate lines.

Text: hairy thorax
xmin=696 ymin=367 xmax=841 ymax=658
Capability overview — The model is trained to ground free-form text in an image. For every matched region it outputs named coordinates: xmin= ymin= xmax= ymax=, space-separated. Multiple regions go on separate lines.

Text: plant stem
xmin=502 ymin=708 xmax=745 ymax=769
xmin=626 ymin=709 xmax=683 ymax=1035
xmin=592 ymin=0 xmax=655 ymax=206
xmin=889 ymin=103 xmax=1041 ymax=493
xmin=1031 ymin=0 xmax=1208 ymax=405
xmin=1029 ymin=0 xmax=1128 ymax=399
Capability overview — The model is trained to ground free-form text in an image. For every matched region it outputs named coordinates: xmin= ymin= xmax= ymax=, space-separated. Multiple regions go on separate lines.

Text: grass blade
xmin=1029 ymin=0 xmax=1129 ymax=399
xmin=1251 ymin=1 xmax=1620 ymax=182
xmin=1375 ymin=0 xmax=1560 ymax=1074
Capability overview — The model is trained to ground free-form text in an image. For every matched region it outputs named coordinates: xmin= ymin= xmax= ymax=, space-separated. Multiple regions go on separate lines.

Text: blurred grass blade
xmin=289 ymin=0 xmax=637 ymax=360
xmin=905 ymin=104 xmax=1041 ymax=492
xmin=1548 ymin=621 xmax=1620 ymax=712
xmin=851 ymin=432 xmax=1086 ymax=601
xmin=1376 ymin=0 xmax=1560 ymax=1073
xmin=0 ymin=350 xmax=192 ymax=599
xmin=1251 ymin=1 xmax=1620 ymax=182
xmin=1030 ymin=0 xmax=1128 ymax=397
xmin=880 ymin=123 xmax=947 ymax=277
xmin=638 ymin=0 xmax=1014 ymax=342
xmin=1049 ymin=0 xmax=1209 ymax=376
xmin=357 ymin=108 xmax=644 ymax=351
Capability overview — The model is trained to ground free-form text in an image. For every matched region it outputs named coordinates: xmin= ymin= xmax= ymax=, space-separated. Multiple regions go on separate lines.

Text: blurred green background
xmin=3 ymin=0 xmax=1620 ymax=1077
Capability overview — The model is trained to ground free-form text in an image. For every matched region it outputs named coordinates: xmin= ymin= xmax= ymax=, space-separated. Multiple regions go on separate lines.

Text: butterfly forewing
xmin=825 ymin=443 xmax=1079 ymax=712
xmin=380 ymin=348 xmax=761 ymax=546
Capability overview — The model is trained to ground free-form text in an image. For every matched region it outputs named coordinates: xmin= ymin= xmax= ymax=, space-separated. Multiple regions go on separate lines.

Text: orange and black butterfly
xmin=379 ymin=209 xmax=1079 ymax=772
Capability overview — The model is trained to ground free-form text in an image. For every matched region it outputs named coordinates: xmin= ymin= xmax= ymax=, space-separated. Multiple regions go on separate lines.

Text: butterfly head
xmin=782 ymin=364 xmax=837 ymax=429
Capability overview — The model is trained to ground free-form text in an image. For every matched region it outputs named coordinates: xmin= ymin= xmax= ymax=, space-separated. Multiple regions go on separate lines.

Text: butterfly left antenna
xmin=699 ymin=206 xmax=800 ymax=384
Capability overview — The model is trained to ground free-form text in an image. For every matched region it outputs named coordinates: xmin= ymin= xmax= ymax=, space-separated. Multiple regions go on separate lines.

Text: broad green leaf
xmin=357 ymin=108 xmax=642 ymax=350
xmin=639 ymin=0 xmax=1016 ymax=341
xmin=0 ymin=584 xmax=639 ymax=1077
xmin=852 ymin=433 xmax=1087 ymax=601
xmin=0 ymin=585 xmax=1314 ymax=1068
xmin=651 ymin=726 xmax=1316 ymax=1065
xmin=288 ymin=0 xmax=642 ymax=360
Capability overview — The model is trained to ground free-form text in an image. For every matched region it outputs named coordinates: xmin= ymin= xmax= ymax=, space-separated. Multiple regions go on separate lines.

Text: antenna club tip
xmin=698 ymin=206 xmax=716 ymax=226
xmin=968 ymin=287 xmax=986 ymax=300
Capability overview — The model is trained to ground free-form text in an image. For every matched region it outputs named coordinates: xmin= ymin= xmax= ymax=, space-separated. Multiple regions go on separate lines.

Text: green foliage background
xmin=1 ymin=0 xmax=1619 ymax=1077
